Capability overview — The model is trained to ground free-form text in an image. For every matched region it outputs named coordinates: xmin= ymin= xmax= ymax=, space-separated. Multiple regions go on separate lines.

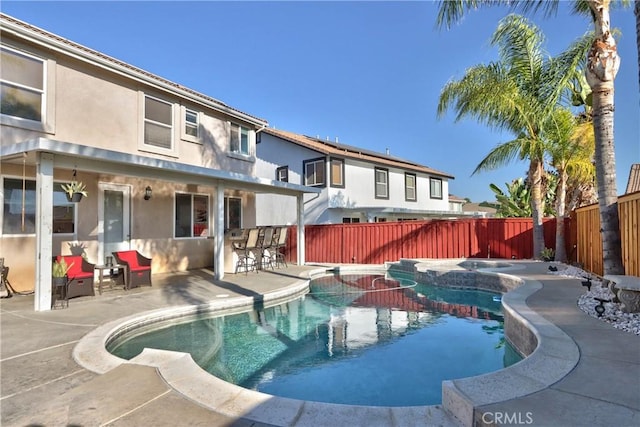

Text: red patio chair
xmin=113 ymin=250 xmax=152 ymax=289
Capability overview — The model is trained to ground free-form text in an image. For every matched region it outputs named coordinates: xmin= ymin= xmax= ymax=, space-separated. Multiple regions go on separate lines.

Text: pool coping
xmin=73 ymin=261 xmax=580 ymax=427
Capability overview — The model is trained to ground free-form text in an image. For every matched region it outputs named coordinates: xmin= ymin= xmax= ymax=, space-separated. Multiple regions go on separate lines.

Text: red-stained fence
xmin=285 ymin=218 xmax=568 ymax=264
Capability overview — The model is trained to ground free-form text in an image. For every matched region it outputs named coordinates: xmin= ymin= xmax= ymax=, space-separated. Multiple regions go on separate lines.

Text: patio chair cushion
xmin=114 ymin=250 xmax=151 ymax=272
xmin=56 ymin=255 xmax=93 ymax=279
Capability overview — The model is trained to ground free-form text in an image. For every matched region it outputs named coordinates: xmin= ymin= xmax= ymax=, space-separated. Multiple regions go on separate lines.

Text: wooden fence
xmin=285 ymin=218 xmax=567 ymax=265
xmin=574 ymin=191 xmax=640 ymax=276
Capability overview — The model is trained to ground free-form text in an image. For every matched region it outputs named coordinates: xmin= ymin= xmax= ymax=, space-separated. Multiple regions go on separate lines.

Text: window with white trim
xmin=0 ymin=47 xmax=45 ymax=122
xmin=405 ymin=173 xmax=416 ymax=201
xmin=224 ymin=197 xmax=242 ymax=229
xmin=303 ymin=157 xmax=325 ymax=186
xmin=342 ymin=217 xmax=360 ymax=223
xmin=330 ymin=158 xmax=345 ymax=188
xmin=2 ymin=177 xmax=76 ymax=235
xmin=276 ymin=166 xmax=289 ymax=182
xmin=144 ymin=95 xmax=173 ymax=150
xmin=184 ymin=109 xmax=199 ymax=138
xmin=175 ymin=193 xmax=209 ymax=238
xmin=430 ymin=177 xmax=443 ymax=199
xmin=230 ymin=123 xmax=250 ymax=155
xmin=374 ymin=168 xmax=389 ymax=199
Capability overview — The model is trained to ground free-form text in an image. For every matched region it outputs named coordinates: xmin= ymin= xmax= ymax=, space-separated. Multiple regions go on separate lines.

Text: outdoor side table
xmin=95 ymin=264 xmax=127 ymax=295
xmin=51 ymin=279 xmax=69 ymax=309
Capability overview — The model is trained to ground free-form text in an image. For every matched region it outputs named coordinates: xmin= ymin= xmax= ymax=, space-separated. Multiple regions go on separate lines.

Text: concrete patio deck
xmin=1 ymin=262 xmax=638 ymax=426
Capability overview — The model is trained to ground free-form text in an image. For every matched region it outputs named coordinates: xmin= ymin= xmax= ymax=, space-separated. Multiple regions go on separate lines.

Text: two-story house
xmin=0 ymin=14 xmax=316 ymax=310
xmin=255 ymin=128 xmax=456 ymax=225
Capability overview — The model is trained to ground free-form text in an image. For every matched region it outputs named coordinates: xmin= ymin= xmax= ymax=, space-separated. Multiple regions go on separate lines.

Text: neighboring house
xmin=448 ymin=194 xmax=466 ymax=213
xmin=462 ymin=202 xmax=497 ymax=218
xmin=255 ymin=128 xmax=458 ymax=224
xmin=626 ymin=164 xmax=640 ymax=194
xmin=0 ymin=14 xmax=316 ymax=310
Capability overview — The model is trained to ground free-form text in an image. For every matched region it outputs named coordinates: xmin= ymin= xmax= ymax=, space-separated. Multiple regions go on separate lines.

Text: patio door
xmin=99 ymin=183 xmax=131 ymax=264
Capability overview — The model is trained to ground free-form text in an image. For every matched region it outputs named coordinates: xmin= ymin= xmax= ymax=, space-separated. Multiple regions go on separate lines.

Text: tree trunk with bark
xmin=529 ymin=159 xmax=546 ymax=259
xmin=585 ymin=0 xmax=625 ymax=275
xmin=554 ymin=169 xmax=568 ymax=263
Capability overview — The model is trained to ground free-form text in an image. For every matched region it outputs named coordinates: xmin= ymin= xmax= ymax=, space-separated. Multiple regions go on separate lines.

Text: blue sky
xmin=2 ymin=1 xmax=638 ymax=202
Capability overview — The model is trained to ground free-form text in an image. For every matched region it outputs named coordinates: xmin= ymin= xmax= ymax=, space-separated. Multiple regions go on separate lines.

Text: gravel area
xmin=550 ymin=265 xmax=640 ymax=336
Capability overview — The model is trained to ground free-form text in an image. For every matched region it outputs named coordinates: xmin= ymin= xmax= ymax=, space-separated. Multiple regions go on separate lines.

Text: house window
xmin=330 ymin=158 xmax=345 ymax=188
xmin=276 ymin=166 xmax=289 ymax=182
xmin=303 ymin=158 xmax=325 ymax=186
xmin=342 ymin=217 xmax=360 ymax=224
xmin=144 ymin=95 xmax=173 ymax=150
xmin=185 ymin=109 xmax=199 ymax=138
xmin=430 ymin=178 xmax=443 ymax=199
xmin=224 ymin=197 xmax=242 ymax=229
xmin=230 ymin=123 xmax=250 ymax=155
xmin=2 ymin=178 xmax=75 ymax=235
xmin=175 ymin=193 xmax=209 ymax=238
xmin=405 ymin=173 xmax=416 ymax=201
xmin=374 ymin=168 xmax=389 ymax=199
xmin=0 ymin=47 xmax=45 ymax=122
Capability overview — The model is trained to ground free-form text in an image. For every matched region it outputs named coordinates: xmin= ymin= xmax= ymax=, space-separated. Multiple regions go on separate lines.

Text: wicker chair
xmin=113 ymin=250 xmax=152 ymax=289
xmin=53 ymin=255 xmax=96 ymax=299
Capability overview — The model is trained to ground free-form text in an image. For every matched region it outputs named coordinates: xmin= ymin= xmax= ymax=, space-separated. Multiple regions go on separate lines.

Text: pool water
xmin=108 ymin=272 xmax=522 ymax=406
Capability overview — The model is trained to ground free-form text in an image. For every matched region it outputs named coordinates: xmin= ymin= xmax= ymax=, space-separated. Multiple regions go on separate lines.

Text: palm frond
xmin=472 ymin=138 xmax=528 ymax=174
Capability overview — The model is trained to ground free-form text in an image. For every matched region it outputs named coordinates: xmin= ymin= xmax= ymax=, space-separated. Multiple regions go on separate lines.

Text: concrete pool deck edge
xmin=72 ymin=261 xmax=580 ymax=427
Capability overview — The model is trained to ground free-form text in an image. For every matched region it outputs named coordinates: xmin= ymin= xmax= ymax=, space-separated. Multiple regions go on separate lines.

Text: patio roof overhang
xmin=0 ymin=138 xmax=321 ymax=197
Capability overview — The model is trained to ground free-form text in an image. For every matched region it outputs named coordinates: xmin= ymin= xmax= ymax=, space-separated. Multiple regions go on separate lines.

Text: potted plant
xmin=540 ymin=247 xmax=555 ymax=262
xmin=52 ymin=258 xmax=72 ymax=287
xmin=61 ymin=181 xmax=88 ymax=203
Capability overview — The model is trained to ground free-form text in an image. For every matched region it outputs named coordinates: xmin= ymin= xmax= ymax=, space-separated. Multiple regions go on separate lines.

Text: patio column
xmin=35 ymin=152 xmax=54 ymax=311
xmin=297 ymin=194 xmax=305 ymax=265
xmin=214 ymin=184 xmax=225 ymax=280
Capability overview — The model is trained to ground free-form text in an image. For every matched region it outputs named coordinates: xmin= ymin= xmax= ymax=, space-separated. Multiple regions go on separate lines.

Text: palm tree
xmin=545 ymin=108 xmax=596 ymax=262
xmin=437 ymin=0 xmax=628 ymax=275
xmin=437 ymin=14 xmax=591 ymax=259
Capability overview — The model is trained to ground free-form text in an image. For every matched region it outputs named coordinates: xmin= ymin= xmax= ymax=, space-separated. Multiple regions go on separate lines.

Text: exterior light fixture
xmin=144 ymin=186 xmax=152 ymax=201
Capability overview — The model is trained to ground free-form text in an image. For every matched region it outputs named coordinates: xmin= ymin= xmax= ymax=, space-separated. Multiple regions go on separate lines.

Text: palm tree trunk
xmin=585 ymin=0 xmax=625 ymax=275
xmin=529 ymin=159 xmax=546 ymax=259
xmin=554 ymin=169 xmax=568 ymax=263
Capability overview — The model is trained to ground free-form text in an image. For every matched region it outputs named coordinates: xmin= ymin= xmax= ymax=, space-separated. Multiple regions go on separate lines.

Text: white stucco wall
xmin=256 ymin=132 xmax=451 ymax=225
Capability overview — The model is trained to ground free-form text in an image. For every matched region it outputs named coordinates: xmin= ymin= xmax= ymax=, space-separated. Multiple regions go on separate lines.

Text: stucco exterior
xmin=0 ymin=14 xmax=315 ymax=306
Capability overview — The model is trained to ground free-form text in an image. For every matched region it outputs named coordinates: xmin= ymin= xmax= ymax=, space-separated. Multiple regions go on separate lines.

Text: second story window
xmin=144 ymin=96 xmax=173 ymax=150
xmin=375 ymin=168 xmax=389 ymax=199
xmin=330 ymin=158 xmax=345 ymax=188
xmin=303 ymin=158 xmax=325 ymax=186
xmin=1 ymin=47 xmax=45 ymax=122
xmin=430 ymin=177 xmax=443 ymax=199
xmin=405 ymin=173 xmax=416 ymax=201
xmin=230 ymin=123 xmax=250 ymax=155
xmin=185 ymin=109 xmax=199 ymax=138
xmin=276 ymin=166 xmax=289 ymax=182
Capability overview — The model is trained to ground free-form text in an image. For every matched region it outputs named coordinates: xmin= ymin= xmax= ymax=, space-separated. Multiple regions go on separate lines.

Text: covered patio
xmin=0 ymin=137 xmax=320 ymax=311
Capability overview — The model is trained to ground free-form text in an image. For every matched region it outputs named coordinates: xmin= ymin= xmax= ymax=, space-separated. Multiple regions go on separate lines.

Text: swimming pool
xmin=108 ymin=269 xmax=521 ymax=407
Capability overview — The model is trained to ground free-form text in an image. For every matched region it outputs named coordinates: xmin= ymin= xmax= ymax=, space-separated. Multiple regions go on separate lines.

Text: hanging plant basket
xmin=69 ymin=192 xmax=84 ymax=203
xmin=62 ymin=181 xmax=88 ymax=203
